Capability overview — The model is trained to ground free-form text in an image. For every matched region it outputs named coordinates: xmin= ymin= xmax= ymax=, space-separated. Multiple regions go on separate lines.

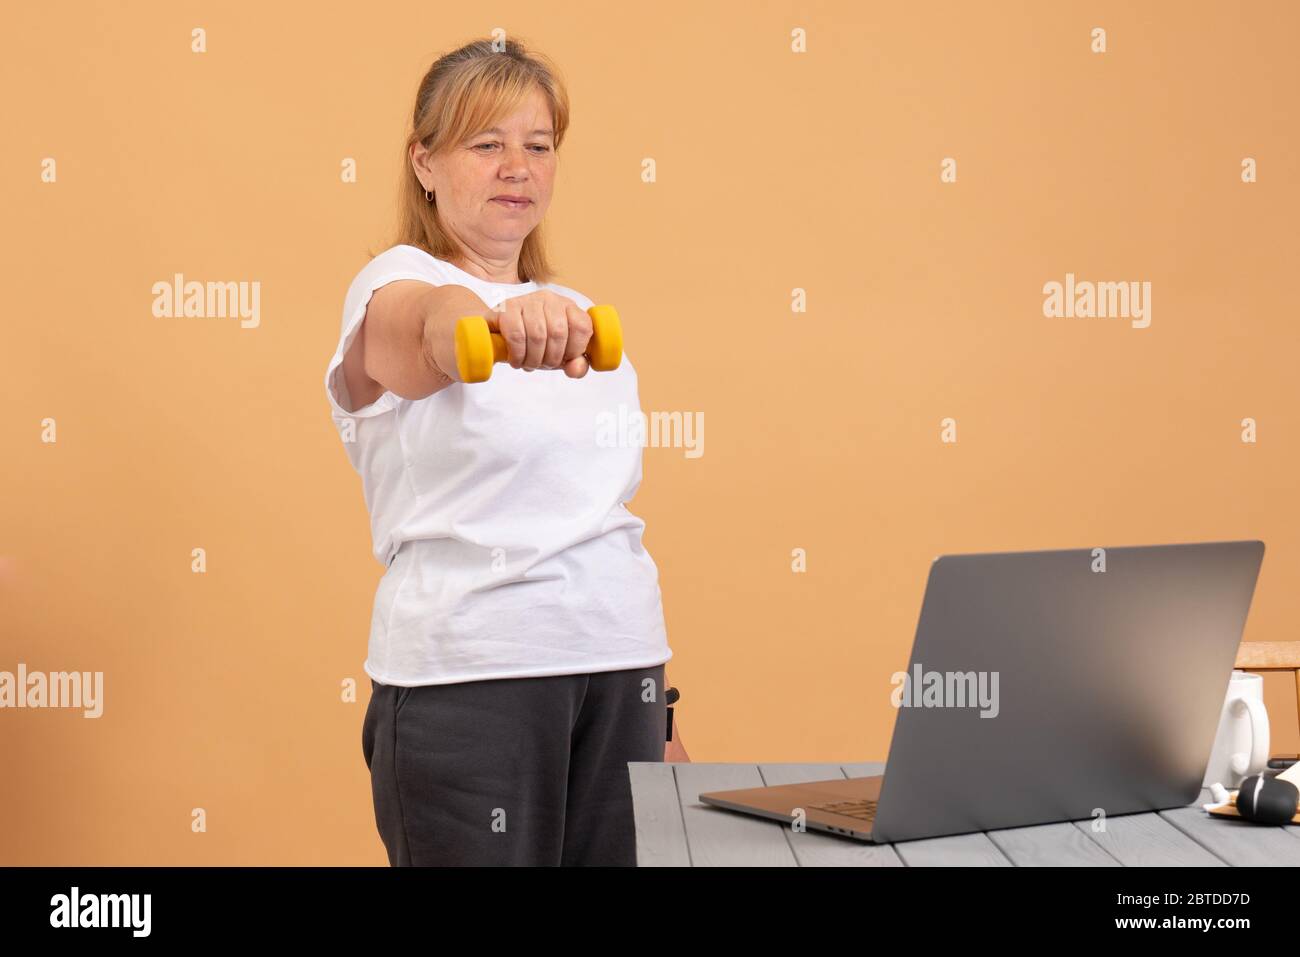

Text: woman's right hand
xmin=485 ymin=289 xmax=595 ymax=379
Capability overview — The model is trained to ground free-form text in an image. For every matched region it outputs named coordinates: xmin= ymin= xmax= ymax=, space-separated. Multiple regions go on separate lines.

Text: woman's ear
xmin=409 ymin=139 xmax=436 ymax=191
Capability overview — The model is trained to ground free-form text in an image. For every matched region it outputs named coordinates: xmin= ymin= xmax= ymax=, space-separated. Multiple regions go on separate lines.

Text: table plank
xmin=1070 ymin=813 xmax=1227 ymax=866
xmin=756 ymin=763 xmax=902 ymax=866
xmin=628 ymin=763 xmax=691 ymax=866
xmin=671 ymin=763 xmax=798 ymax=866
xmin=984 ymin=821 xmax=1120 ymax=866
xmin=841 ymin=762 xmax=888 ymax=778
xmin=1158 ymin=805 xmax=1300 ymax=866
xmin=890 ymin=830 xmax=1013 ymax=866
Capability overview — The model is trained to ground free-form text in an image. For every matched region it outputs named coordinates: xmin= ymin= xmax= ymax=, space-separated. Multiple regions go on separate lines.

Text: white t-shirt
xmin=325 ymin=243 xmax=672 ymax=687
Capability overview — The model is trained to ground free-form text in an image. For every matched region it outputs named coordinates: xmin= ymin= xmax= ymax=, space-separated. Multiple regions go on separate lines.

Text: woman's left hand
xmin=665 ymin=722 xmax=690 ymax=762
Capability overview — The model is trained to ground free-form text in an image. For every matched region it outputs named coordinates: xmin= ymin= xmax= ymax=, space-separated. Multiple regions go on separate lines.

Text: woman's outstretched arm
xmin=341 ymin=279 xmax=490 ymax=408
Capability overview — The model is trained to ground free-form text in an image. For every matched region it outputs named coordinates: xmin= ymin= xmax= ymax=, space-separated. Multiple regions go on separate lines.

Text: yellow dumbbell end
xmin=455 ymin=316 xmax=496 ymax=383
xmin=587 ymin=304 xmax=623 ymax=372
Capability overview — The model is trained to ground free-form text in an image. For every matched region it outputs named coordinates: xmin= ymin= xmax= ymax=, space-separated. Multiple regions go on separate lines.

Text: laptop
xmin=699 ymin=540 xmax=1266 ymax=843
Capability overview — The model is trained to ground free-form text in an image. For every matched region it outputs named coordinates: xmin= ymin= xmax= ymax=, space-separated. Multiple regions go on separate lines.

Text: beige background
xmin=2 ymin=1 xmax=1296 ymax=864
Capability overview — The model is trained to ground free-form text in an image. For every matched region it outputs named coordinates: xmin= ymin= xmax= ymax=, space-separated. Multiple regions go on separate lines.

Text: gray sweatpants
xmin=361 ymin=663 xmax=666 ymax=866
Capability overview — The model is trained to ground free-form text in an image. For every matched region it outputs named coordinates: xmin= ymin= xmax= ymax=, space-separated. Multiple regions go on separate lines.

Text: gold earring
xmin=425 ymin=189 xmax=434 ymax=203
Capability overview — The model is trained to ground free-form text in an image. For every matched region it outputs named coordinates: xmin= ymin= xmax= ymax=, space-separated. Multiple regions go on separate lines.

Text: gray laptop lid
xmin=871 ymin=540 xmax=1265 ymax=844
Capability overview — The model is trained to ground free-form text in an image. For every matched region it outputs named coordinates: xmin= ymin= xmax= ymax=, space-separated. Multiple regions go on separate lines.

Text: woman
xmin=323 ymin=38 xmax=688 ymax=866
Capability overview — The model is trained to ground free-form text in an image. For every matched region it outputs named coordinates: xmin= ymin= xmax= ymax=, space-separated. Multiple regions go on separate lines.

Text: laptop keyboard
xmin=809 ymin=799 xmax=878 ymax=822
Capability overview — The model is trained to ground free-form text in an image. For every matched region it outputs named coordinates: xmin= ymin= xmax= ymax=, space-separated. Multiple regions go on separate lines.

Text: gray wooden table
xmin=629 ymin=761 xmax=1300 ymax=866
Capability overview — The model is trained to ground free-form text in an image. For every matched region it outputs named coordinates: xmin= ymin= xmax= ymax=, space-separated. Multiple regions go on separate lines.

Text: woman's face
xmin=415 ymin=88 xmax=557 ymax=264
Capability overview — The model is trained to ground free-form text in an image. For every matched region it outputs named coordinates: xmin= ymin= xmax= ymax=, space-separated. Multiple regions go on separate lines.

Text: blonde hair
xmin=378 ymin=37 xmax=570 ymax=283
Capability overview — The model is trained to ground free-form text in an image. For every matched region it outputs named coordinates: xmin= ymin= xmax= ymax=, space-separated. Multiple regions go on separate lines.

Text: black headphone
xmin=1235 ymin=774 xmax=1299 ymax=825
xmin=665 ymin=686 xmax=680 ymax=742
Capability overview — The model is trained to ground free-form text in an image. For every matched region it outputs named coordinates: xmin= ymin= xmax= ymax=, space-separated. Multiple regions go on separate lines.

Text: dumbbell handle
xmin=454 ymin=304 xmax=623 ymax=384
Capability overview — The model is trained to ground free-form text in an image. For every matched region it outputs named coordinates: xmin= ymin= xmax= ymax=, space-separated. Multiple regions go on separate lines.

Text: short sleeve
xmin=325 ymin=246 xmax=450 ymax=420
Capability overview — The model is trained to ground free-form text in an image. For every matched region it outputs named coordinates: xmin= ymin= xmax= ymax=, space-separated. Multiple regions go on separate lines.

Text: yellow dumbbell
xmin=455 ymin=304 xmax=623 ymax=384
